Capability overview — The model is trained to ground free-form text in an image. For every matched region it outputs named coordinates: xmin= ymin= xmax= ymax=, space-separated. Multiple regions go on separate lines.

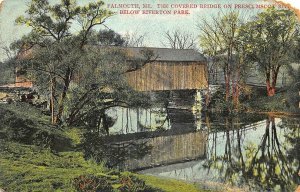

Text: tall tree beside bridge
xmin=14 ymin=0 xmax=113 ymax=124
xmin=239 ymin=8 xmax=298 ymax=96
xmin=198 ymin=10 xmax=246 ymax=109
xmin=12 ymin=0 xmax=152 ymax=126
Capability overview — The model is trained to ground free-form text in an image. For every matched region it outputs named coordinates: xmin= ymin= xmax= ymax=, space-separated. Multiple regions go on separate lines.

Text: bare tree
xmin=161 ymin=29 xmax=196 ymax=49
xmin=198 ymin=10 xmax=245 ymax=109
xmin=123 ymin=29 xmax=147 ymax=47
xmin=2 ymin=44 xmax=20 ymax=60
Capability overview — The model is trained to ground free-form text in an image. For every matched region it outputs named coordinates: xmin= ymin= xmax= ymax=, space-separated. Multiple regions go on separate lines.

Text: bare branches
xmin=198 ymin=10 xmax=245 ymax=106
xmin=2 ymin=46 xmax=17 ymax=60
xmin=123 ymin=29 xmax=147 ymax=47
xmin=161 ymin=29 xmax=196 ymax=49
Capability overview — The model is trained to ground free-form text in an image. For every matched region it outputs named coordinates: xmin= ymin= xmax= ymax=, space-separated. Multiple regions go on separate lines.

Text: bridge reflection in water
xmin=139 ymin=119 xmax=269 ymax=179
xmin=82 ymin=102 xmax=300 ymax=191
xmin=82 ymin=90 xmax=207 ymax=171
xmin=139 ymin=116 xmax=300 ymax=192
xmin=105 ymin=130 xmax=207 ymax=170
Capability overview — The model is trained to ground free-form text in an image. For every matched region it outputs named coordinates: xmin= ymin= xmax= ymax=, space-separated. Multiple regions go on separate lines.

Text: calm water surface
xmin=83 ymin=110 xmax=300 ymax=192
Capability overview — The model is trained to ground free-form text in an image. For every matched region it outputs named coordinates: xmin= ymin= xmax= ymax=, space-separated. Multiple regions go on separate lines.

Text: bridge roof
xmin=125 ymin=47 xmax=207 ymax=62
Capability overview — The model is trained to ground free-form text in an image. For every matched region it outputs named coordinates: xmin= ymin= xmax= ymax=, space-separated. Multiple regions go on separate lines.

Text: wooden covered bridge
xmin=124 ymin=47 xmax=208 ymax=92
xmin=10 ymin=46 xmax=208 ymax=93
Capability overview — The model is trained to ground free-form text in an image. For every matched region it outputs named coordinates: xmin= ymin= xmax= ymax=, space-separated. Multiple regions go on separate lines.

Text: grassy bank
xmin=209 ymin=87 xmax=300 ymax=115
xmin=0 ymin=103 xmax=206 ymax=192
xmin=137 ymin=174 xmax=206 ymax=192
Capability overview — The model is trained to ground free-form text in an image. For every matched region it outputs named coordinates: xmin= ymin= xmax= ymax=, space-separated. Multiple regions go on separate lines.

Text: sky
xmin=0 ymin=0 xmax=279 ymax=61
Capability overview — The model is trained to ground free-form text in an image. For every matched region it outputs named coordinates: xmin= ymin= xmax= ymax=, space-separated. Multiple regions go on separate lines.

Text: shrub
xmin=73 ymin=175 xmax=114 ymax=192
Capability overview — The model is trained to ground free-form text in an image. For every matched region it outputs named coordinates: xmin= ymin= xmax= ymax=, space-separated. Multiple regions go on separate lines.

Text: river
xmin=82 ymin=109 xmax=300 ymax=192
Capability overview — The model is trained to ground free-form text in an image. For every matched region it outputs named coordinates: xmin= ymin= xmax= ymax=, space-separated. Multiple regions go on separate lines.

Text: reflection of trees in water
xmin=204 ymin=115 xmax=300 ymax=191
xmin=83 ymin=109 xmax=117 ymax=136
xmin=98 ymin=107 xmax=171 ymax=135
xmin=244 ymin=117 xmax=296 ymax=191
xmin=81 ymin=132 xmax=152 ymax=169
xmin=81 ymin=106 xmax=204 ymax=170
xmin=101 ymin=90 xmax=202 ymax=135
xmin=281 ymin=118 xmax=300 ymax=185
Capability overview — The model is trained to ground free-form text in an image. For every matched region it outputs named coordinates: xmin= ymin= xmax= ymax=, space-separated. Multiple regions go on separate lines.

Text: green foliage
xmin=0 ymin=141 xmax=110 ymax=191
xmin=0 ymin=103 xmax=207 ymax=192
xmin=239 ymin=7 xmax=298 ymax=95
xmin=241 ymin=90 xmax=288 ymax=112
xmin=57 ymin=44 xmax=152 ymax=126
xmin=199 ymin=10 xmax=241 ymax=58
xmin=208 ymin=89 xmax=230 ymax=111
xmin=208 ymin=86 xmax=297 ymax=113
xmin=0 ymin=104 xmax=168 ymax=192
xmin=88 ymin=29 xmax=125 ymax=46
xmin=208 ymin=88 xmax=246 ymax=113
xmin=285 ymin=64 xmax=300 ymax=113
xmin=199 ymin=10 xmax=249 ymax=109
xmin=0 ymin=103 xmax=50 ymax=124
xmin=17 ymin=35 xmax=152 ymax=126
xmin=13 ymin=0 xmax=153 ymax=126
xmin=78 ymin=1 xmax=113 ymax=30
xmin=0 ymin=103 xmax=73 ymax=151
xmin=0 ymin=60 xmax=15 ymax=85
xmin=15 ymin=0 xmax=112 ymax=44
xmin=239 ymin=7 xmax=297 ymax=65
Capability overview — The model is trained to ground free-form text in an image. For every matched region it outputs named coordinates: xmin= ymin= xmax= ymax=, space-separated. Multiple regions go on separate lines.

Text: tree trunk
xmin=266 ymin=66 xmax=280 ymax=97
xmin=233 ymin=82 xmax=240 ymax=110
xmin=266 ymin=79 xmax=276 ymax=96
xmin=266 ymin=73 xmax=279 ymax=97
xmin=234 ymin=56 xmax=243 ymax=110
xmin=54 ymin=68 xmax=72 ymax=124
xmin=50 ymin=77 xmax=56 ymax=124
xmin=266 ymin=69 xmax=274 ymax=97
xmin=224 ymin=68 xmax=230 ymax=102
xmin=232 ymin=66 xmax=240 ymax=110
xmin=204 ymin=65 xmax=210 ymax=109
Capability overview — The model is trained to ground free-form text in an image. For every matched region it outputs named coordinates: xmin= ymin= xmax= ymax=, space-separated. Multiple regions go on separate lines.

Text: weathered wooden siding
xmin=125 ymin=61 xmax=208 ymax=91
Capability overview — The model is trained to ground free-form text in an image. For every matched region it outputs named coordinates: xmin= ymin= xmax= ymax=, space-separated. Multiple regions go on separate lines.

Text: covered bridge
xmin=8 ymin=46 xmax=208 ymax=93
xmin=124 ymin=47 xmax=208 ymax=92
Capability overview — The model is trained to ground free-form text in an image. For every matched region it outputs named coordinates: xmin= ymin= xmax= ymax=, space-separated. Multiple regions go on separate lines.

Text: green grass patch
xmin=243 ymin=91 xmax=288 ymax=112
xmin=0 ymin=103 xmax=217 ymax=192
xmin=135 ymin=174 xmax=208 ymax=192
xmin=0 ymin=142 xmax=112 ymax=191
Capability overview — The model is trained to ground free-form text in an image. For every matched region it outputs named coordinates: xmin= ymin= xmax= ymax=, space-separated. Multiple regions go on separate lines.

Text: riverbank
xmin=0 ymin=103 xmax=208 ymax=192
xmin=209 ymin=87 xmax=300 ymax=115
